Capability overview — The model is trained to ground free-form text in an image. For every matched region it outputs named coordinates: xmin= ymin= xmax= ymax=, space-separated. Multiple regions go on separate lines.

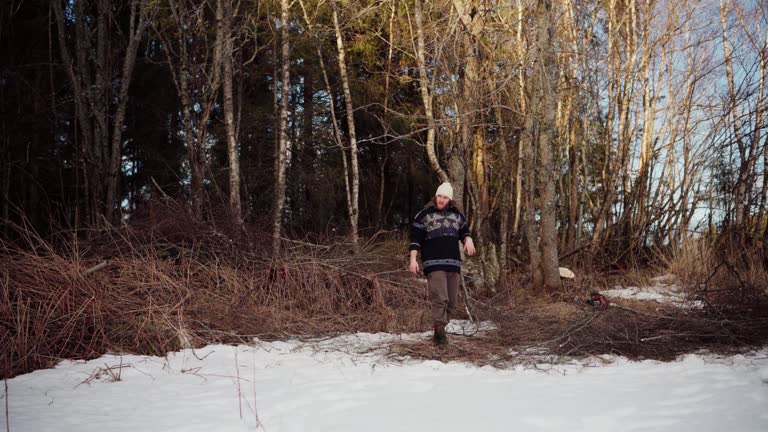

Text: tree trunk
xmin=331 ymin=0 xmax=359 ymax=251
xmin=451 ymin=0 xmax=485 ymax=213
xmin=2 ymin=139 xmax=9 ymax=237
xmin=496 ymin=103 xmax=511 ymax=271
xmin=628 ymin=0 xmax=653 ymax=241
xmin=568 ymin=137 xmax=579 ymax=252
xmin=53 ymin=0 xmax=148 ymax=225
xmin=93 ymin=0 xmax=109 ymax=222
xmin=302 ymin=61 xmax=315 ymax=228
xmin=156 ymin=0 xmax=221 ymax=216
xmin=220 ymin=0 xmax=242 ymax=227
xmin=298 ymin=0 xmax=349 ymax=225
xmin=752 ymin=28 xmax=768 ymax=234
xmin=273 ymin=0 xmax=291 ymax=254
xmin=377 ymin=147 xmax=389 ymax=229
xmin=316 ymin=47 xmax=352 ymax=224
xmin=512 ymin=0 xmax=527 ymax=237
xmin=413 ymin=0 xmax=449 ymax=183
xmin=52 ymin=0 xmax=94 ymax=224
xmin=105 ymin=0 xmax=148 ymax=223
xmin=523 ymin=126 xmax=543 ymax=288
xmin=535 ymin=0 xmax=560 ymax=291
xmin=720 ymin=0 xmax=757 ymax=233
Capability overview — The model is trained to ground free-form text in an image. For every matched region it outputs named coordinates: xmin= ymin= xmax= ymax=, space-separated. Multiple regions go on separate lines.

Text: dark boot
xmin=433 ymin=324 xmax=448 ymax=345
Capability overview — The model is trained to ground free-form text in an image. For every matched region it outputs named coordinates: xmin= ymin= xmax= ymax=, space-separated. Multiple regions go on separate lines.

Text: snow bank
xmin=4 ymin=331 xmax=767 ymax=432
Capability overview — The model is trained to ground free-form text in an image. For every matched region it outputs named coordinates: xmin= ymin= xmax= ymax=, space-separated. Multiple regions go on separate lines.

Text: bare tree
xmin=718 ymin=0 xmax=766 ymax=238
xmin=413 ymin=0 xmax=449 ymax=183
xmin=516 ymin=0 xmax=561 ymax=290
xmin=52 ymin=0 xmax=151 ymax=224
xmin=534 ymin=0 xmax=560 ymax=290
xmin=153 ymin=0 xmax=225 ymax=217
xmin=273 ymin=0 xmax=291 ymax=254
xmin=220 ymin=0 xmax=243 ymax=227
xmin=331 ymin=0 xmax=360 ymax=251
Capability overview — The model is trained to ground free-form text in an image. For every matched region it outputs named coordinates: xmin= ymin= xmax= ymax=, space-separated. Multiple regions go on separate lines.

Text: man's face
xmin=435 ymin=194 xmax=450 ymax=210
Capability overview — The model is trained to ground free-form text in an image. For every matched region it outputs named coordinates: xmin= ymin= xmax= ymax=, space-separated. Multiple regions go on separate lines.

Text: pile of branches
xmin=0 ymin=209 xmax=429 ymax=378
xmin=494 ymin=294 xmax=768 ymax=362
xmin=388 ymin=268 xmax=768 ymax=366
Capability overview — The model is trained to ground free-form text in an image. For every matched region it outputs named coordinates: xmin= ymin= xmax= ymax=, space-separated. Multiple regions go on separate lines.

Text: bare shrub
xmin=656 ymin=237 xmax=717 ymax=287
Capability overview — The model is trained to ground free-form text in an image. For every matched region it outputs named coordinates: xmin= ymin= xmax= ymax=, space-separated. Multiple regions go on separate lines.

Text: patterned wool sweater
xmin=409 ymin=203 xmax=471 ymax=274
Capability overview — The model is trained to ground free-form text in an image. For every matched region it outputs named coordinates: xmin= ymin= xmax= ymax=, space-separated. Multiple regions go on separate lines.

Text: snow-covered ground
xmin=4 ymin=325 xmax=767 ymax=432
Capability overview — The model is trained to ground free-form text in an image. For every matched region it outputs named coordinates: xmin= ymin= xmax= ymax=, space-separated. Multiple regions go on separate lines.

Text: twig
xmin=150 ymin=177 xmax=173 ymax=202
xmin=83 ymin=260 xmax=110 ymax=275
xmin=235 ymin=349 xmax=242 ymax=420
xmin=640 ymin=333 xmax=686 ymax=342
xmin=4 ymin=377 xmax=9 ymax=432
xmin=76 ymin=363 xmax=131 ymax=387
xmin=539 ymin=313 xmax=600 ymax=348
xmin=281 ymin=237 xmax=331 ymax=250
xmin=460 ymin=272 xmax=475 ymax=322
xmin=251 ymin=347 xmax=264 ymax=431
xmin=316 ymin=262 xmax=373 ymax=281
xmin=610 ymin=303 xmax=676 ymax=320
xmin=316 ymin=261 xmax=418 ymax=290
xmin=189 ymin=348 xmax=214 ymax=362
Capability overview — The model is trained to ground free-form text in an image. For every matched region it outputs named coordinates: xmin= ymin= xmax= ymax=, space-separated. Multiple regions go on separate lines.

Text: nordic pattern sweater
xmin=409 ymin=203 xmax=472 ymax=274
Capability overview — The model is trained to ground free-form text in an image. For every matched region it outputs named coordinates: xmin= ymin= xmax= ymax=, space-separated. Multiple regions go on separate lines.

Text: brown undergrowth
xmin=389 ymin=240 xmax=768 ymax=367
xmin=0 ymin=211 xmax=431 ymax=378
xmin=3 ymin=211 xmax=768 ymax=377
xmin=388 ymin=292 xmax=768 ymax=367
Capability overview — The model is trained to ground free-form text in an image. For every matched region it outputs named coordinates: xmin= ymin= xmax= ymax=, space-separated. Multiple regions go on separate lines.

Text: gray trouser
xmin=427 ymin=270 xmax=460 ymax=327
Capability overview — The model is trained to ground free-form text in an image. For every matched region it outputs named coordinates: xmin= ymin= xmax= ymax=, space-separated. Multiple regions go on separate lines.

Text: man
xmin=409 ymin=182 xmax=476 ymax=345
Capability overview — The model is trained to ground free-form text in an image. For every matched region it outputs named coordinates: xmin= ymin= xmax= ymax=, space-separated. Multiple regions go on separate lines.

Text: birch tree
xmin=220 ymin=0 xmax=243 ymax=226
xmin=273 ymin=0 xmax=291 ymax=254
xmin=331 ymin=0 xmax=360 ymax=250
xmin=413 ymin=0 xmax=449 ymax=183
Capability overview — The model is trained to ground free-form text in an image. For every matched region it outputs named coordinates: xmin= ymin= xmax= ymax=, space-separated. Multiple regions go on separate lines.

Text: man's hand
xmin=409 ymin=259 xmax=420 ymax=274
xmin=409 ymin=249 xmax=420 ymax=274
xmin=464 ymin=237 xmax=476 ymax=256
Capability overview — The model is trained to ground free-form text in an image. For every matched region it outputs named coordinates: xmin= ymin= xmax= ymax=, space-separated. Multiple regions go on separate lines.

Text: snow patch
xmin=602 ymin=285 xmax=686 ymax=303
xmin=446 ymin=319 xmax=496 ymax=335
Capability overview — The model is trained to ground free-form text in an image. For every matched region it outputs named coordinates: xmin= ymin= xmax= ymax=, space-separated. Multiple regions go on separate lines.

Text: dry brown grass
xmin=0 ymin=216 xmax=431 ymax=378
xmin=3 ymin=212 xmax=767 ymax=377
xmin=657 ymin=237 xmax=717 ymax=287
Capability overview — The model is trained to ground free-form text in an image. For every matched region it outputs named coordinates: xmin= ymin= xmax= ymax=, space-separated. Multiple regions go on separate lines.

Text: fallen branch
xmin=460 ymin=272 xmax=475 ymax=322
xmin=84 ymin=260 xmax=110 ymax=275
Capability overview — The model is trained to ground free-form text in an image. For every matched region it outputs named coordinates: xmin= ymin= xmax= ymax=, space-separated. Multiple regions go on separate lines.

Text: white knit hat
xmin=435 ymin=182 xmax=453 ymax=200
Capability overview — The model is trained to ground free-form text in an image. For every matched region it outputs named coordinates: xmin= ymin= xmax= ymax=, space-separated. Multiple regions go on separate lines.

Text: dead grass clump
xmin=657 ymin=237 xmax=717 ymax=287
xmin=0 ymin=225 xmax=430 ymax=378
